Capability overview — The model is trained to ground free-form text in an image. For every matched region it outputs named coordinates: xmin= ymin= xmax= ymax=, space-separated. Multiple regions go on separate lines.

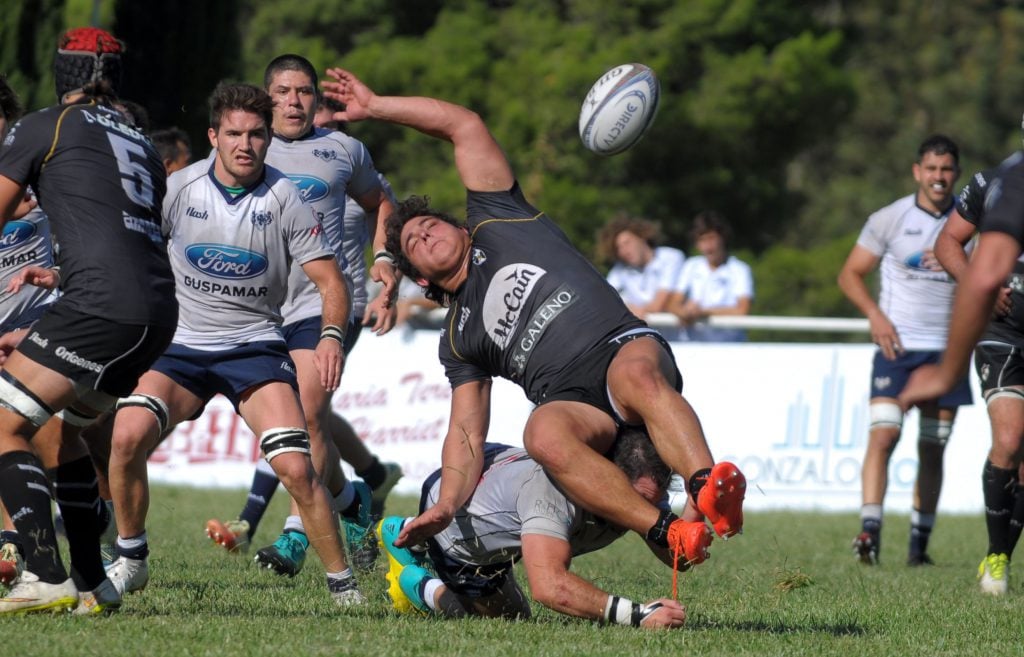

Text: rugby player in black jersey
xmin=0 ymin=27 xmax=177 ymax=614
xmin=322 ymin=68 xmax=746 ymax=569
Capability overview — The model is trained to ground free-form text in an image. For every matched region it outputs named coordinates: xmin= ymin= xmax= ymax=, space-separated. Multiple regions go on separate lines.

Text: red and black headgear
xmin=54 ymin=27 xmax=123 ymax=101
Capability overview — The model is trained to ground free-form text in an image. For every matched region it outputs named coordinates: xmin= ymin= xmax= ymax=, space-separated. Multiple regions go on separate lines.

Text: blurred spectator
xmin=670 ymin=211 xmax=753 ymax=342
xmin=596 ymin=214 xmax=686 ymax=339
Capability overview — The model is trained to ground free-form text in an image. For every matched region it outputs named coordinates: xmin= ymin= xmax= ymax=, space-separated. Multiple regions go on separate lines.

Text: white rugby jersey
xmin=162 ymin=160 xmax=333 ymax=349
xmin=426 ymin=446 xmax=627 ymax=566
xmin=856 ymin=194 xmax=955 ymax=350
xmin=606 ymin=246 xmax=686 ymax=307
xmin=266 ymin=128 xmax=383 ymax=325
xmin=0 ymin=205 xmax=56 ymax=332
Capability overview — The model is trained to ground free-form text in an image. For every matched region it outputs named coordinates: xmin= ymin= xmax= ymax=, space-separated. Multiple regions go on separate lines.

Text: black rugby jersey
xmin=962 ymin=156 xmax=1024 ymax=345
xmin=0 ymin=101 xmax=176 ymax=325
xmin=439 ymin=184 xmax=643 ymax=403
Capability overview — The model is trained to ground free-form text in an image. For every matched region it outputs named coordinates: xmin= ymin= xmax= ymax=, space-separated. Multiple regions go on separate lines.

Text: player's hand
xmin=6 ymin=266 xmax=60 ymax=293
xmin=898 ymin=364 xmax=952 ymax=410
xmin=919 ymin=249 xmax=944 ymax=272
xmin=364 ymin=291 xmax=398 ymax=335
xmin=994 ymin=286 xmax=1013 ymax=318
xmin=322 ymin=68 xmax=375 ymax=122
xmin=868 ymin=312 xmax=902 ymax=360
xmin=313 ymin=337 xmax=344 ymax=391
xmin=639 ymin=599 xmax=686 ymax=629
xmin=0 ymin=328 xmax=29 ymax=365
xmin=370 ymin=259 xmax=398 ymax=302
xmin=395 ymin=503 xmax=454 ymax=547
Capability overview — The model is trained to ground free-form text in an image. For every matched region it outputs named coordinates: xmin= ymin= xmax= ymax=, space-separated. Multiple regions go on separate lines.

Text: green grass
xmin=2 ymin=485 xmax=1020 ymax=657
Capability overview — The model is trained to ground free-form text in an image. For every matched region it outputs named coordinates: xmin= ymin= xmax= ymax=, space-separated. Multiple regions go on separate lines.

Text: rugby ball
xmin=579 ymin=63 xmax=660 ymax=156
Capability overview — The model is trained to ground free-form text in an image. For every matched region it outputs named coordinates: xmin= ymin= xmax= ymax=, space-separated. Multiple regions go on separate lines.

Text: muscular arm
xmin=396 ymin=379 xmax=492 ymax=546
xmin=323 ymin=69 xmax=515 ymax=192
xmin=354 ymin=185 xmax=400 ymax=319
xmin=0 ymin=175 xmax=27 ymax=223
xmin=934 ymin=209 xmax=975 ymax=281
xmin=521 ymin=533 xmax=685 ymax=628
xmin=300 ymin=256 xmax=351 ymax=390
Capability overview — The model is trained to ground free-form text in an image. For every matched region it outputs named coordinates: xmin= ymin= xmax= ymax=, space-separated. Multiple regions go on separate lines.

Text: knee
xmin=523 ymin=432 xmax=571 ymax=473
xmin=109 ymin=417 xmax=156 ymax=463
xmin=270 ymin=453 xmax=315 ymax=498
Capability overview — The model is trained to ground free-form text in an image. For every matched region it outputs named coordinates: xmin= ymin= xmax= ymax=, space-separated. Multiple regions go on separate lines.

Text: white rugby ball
xmin=579 ymin=63 xmax=660 ymax=156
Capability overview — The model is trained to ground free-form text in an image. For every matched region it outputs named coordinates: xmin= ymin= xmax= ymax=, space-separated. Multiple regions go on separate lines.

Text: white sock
xmin=422 ymin=577 xmax=444 ymax=612
xmin=333 ymin=481 xmax=356 ymax=513
xmin=283 ymin=515 xmax=304 ymax=534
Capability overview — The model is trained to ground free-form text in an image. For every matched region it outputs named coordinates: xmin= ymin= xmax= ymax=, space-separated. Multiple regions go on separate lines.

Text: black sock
xmin=239 ymin=469 xmax=281 ymax=536
xmin=0 ymin=451 xmax=67 ymax=584
xmin=982 ymin=459 xmax=1017 ymax=555
xmin=908 ymin=510 xmax=933 ymax=558
xmin=51 ymin=456 xmax=108 ymax=590
xmin=1009 ymin=483 xmax=1024 ymax=555
xmin=356 ymin=457 xmax=387 ymax=490
xmin=645 ymin=509 xmax=679 ymax=548
xmin=0 ymin=529 xmax=23 ymax=558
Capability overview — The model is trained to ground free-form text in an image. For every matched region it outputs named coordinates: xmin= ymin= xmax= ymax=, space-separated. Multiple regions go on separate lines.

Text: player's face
xmin=209 ymin=109 xmax=270 ymax=188
xmin=913 ymin=151 xmax=959 ymax=212
xmin=268 ymin=69 xmax=317 ymax=140
xmin=614 ymin=230 xmax=650 ymax=268
xmin=400 ymin=215 xmax=470 ymax=282
xmin=165 ymin=139 xmax=191 ymax=175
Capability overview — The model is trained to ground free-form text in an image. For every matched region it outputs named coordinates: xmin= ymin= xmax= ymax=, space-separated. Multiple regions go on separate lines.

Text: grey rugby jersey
xmin=162 ymin=159 xmax=333 ymax=349
xmin=266 ymin=128 xmax=383 ymax=325
xmin=425 ymin=446 xmax=627 ymax=566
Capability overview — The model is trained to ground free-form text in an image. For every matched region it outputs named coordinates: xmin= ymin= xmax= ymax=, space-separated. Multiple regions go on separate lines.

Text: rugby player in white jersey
xmin=838 ymin=134 xmax=972 ymax=567
xmin=204 ymin=55 xmax=402 ymax=575
xmin=104 ymin=82 xmax=366 ymax=606
xmin=376 ymin=426 xmax=686 ymax=629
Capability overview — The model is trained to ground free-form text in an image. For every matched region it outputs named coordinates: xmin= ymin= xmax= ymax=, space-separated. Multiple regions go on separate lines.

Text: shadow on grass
xmin=687 ymin=616 xmax=865 ymax=636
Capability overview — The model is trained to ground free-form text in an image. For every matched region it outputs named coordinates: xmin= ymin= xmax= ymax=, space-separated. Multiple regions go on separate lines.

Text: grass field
xmin=1 ymin=484 xmax=1019 ymax=657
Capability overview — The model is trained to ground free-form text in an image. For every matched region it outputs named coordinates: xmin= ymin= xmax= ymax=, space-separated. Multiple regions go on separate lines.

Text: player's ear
xmin=208 ymin=127 xmax=217 ymax=149
xmin=416 ymin=277 xmax=429 ymax=288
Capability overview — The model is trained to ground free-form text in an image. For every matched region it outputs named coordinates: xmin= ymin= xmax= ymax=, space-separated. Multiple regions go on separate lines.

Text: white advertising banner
xmin=148 ymin=333 xmax=988 ymax=514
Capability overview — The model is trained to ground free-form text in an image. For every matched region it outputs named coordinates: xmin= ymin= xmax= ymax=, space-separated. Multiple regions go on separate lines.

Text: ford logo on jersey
xmin=286 ymin=174 xmax=330 ymax=203
xmin=185 ymin=243 xmax=268 ymax=279
xmin=0 ymin=220 xmax=37 ymax=250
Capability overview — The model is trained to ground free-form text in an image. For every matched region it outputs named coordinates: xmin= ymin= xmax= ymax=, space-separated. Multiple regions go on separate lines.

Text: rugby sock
xmin=338 ymin=483 xmax=363 ymax=520
xmin=645 ymin=509 xmax=679 ymax=548
xmin=51 ymin=456 xmax=108 ymax=590
xmin=860 ymin=503 xmax=883 ymax=537
xmin=356 ymin=457 xmax=388 ymax=491
xmin=239 ymin=459 xmax=280 ymax=536
xmin=0 ymin=529 xmax=23 ymax=559
xmin=421 ymin=577 xmax=443 ymax=612
xmin=908 ymin=508 xmax=935 ymax=558
xmin=982 ymin=460 xmax=1016 ymax=555
xmin=283 ymin=515 xmax=304 ymax=534
xmin=1008 ymin=482 xmax=1024 ymax=554
xmin=116 ymin=532 xmax=149 ymax=560
xmin=0 ymin=450 xmax=67 ymax=584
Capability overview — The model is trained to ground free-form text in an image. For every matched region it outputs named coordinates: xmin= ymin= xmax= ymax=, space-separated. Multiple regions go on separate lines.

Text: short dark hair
xmin=0 ymin=74 xmax=23 ymax=123
xmin=384 ymin=195 xmax=466 ymax=307
xmin=263 ymin=54 xmax=318 ymax=93
xmin=917 ymin=134 xmax=959 ymax=165
xmin=208 ymin=82 xmax=273 ymax=133
xmin=150 ymin=127 xmax=191 ymax=164
xmin=116 ymin=99 xmax=150 ymax=132
xmin=690 ymin=210 xmax=732 ymax=245
xmin=608 ymin=426 xmax=671 ymax=491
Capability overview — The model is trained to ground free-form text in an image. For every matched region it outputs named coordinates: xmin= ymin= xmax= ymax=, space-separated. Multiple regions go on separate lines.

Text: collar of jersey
xmin=206 ymin=162 xmax=266 ymax=205
xmin=271 ymin=127 xmax=317 ymax=144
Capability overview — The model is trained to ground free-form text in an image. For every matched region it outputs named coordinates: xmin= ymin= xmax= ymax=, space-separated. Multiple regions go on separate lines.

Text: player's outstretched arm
xmin=395 ymin=379 xmax=492 ymax=547
xmin=322 ymin=68 xmax=513 ymax=193
xmin=521 ymin=533 xmax=685 ymax=629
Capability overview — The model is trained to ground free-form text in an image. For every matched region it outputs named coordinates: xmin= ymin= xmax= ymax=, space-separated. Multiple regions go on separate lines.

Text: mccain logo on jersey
xmin=482 ymin=263 xmax=546 ymax=349
xmin=286 ymin=174 xmax=330 ymax=204
xmin=0 ymin=220 xmax=37 ymax=250
xmin=185 ymin=243 xmax=268 ymax=279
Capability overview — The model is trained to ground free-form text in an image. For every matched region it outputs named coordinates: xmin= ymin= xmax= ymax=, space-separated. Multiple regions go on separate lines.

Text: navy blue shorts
xmin=282 ymin=316 xmax=363 ymax=355
xmin=151 ymin=341 xmax=298 ymax=411
xmin=871 ymin=349 xmax=973 ymax=407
